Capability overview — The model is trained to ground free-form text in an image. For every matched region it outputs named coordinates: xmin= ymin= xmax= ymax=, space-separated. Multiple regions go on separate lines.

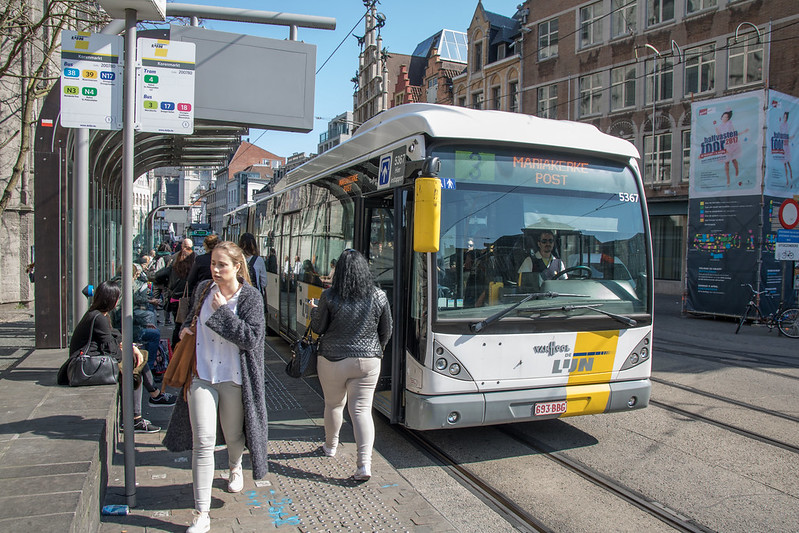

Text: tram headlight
xmin=640 ymin=347 xmax=649 ymax=359
xmin=435 ymin=357 xmax=448 ymax=371
xmin=435 ymin=346 xmax=444 ymax=355
xmin=447 ymin=411 xmax=460 ymax=424
xmin=629 ymin=353 xmax=640 ymax=365
xmin=627 ymin=396 xmax=638 ymax=408
xmin=448 ymin=363 xmax=461 ymax=375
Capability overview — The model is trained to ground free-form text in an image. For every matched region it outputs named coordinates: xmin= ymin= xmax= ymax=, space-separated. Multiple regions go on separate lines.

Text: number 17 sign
xmin=135 ymin=38 xmax=195 ymax=134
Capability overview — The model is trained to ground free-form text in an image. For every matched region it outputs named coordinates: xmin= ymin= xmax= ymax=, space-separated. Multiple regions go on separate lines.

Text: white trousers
xmin=188 ymin=378 xmax=245 ymax=512
xmin=317 ymin=356 xmax=380 ymax=468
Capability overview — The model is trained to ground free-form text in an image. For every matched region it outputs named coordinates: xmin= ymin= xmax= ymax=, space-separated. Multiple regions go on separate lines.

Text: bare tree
xmin=0 ymin=0 xmax=109 ymax=214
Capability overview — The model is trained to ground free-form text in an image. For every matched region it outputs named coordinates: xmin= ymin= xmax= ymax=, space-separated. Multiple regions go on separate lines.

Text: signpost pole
xmin=122 ymin=7 xmax=137 ymax=508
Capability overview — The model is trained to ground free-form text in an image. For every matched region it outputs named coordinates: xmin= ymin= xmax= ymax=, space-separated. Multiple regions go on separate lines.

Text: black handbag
xmin=67 ymin=313 xmax=119 ymax=387
xmin=286 ymin=325 xmax=318 ymax=378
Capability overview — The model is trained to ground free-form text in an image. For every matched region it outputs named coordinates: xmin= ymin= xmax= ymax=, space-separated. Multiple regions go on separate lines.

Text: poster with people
xmin=764 ymin=90 xmax=799 ymax=198
xmin=689 ymin=92 xmax=764 ymax=198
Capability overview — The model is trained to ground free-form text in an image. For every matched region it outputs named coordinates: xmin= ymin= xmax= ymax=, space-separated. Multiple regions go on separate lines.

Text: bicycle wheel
xmin=735 ymin=305 xmax=751 ymax=334
xmin=777 ymin=308 xmax=799 ymax=338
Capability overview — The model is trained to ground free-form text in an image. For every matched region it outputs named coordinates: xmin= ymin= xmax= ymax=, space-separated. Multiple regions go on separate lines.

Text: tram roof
xmin=280 ymin=104 xmax=640 ymax=190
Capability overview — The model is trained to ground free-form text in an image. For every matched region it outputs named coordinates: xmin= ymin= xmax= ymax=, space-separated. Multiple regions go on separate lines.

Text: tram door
xmin=362 ymin=193 xmax=404 ymax=424
xmin=280 ymin=212 xmax=301 ymax=336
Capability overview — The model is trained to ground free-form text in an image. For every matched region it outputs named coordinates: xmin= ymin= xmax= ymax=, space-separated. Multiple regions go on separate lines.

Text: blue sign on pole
xmin=378 ymin=154 xmax=391 ymax=189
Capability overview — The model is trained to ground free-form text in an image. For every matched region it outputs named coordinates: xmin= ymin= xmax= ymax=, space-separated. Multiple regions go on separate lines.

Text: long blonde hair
xmin=213 ymin=241 xmax=251 ymax=285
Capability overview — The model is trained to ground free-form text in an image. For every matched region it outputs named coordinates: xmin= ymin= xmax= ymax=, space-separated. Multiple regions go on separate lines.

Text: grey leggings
xmin=188 ymin=378 xmax=246 ymax=512
xmin=317 ymin=356 xmax=380 ymax=469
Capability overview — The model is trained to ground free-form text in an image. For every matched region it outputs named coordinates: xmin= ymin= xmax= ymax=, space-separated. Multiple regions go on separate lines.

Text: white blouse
xmin=195 ymin=283 xmax=243 ymax=385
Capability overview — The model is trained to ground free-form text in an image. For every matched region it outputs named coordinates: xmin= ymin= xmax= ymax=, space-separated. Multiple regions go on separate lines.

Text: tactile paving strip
xmin=264 ymin=362 xmax=303 ymax=411
xmin=262 ymin=438 xmax=408 ymax=532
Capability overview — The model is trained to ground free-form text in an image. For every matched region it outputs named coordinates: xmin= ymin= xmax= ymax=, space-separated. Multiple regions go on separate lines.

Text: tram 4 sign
xmin=136 ymin=38 xmax=195 ymax=134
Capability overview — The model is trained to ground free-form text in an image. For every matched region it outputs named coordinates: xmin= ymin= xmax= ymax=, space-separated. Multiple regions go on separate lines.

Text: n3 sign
xmin=778 ymin=198 xmax=799 ymax=229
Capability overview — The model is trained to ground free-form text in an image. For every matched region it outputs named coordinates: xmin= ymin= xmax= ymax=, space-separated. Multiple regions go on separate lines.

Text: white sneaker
xmin=227 ymin=464 xmax=244 ymax=493
xmin=353 ymin=465 xmax=371 ymax=481
xmin=186 ymin=510 xmax=210 ymax=533
xmin=321 ymin=444 xmax=337 ymax=457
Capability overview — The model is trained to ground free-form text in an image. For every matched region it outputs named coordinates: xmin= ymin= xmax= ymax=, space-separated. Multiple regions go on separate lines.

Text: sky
xmin=173 ymin=0 xmax=523 ymax=159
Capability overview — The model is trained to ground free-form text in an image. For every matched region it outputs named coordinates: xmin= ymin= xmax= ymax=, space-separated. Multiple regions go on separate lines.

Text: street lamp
xmin=636 ymin=44 xmax=662 ymax=182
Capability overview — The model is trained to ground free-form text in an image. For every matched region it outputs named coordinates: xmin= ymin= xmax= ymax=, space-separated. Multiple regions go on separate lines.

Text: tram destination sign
xmin=135 ymin=38 xmax=195 ymax=134
xmin=60 ymin=31 xmax=123 ymax=130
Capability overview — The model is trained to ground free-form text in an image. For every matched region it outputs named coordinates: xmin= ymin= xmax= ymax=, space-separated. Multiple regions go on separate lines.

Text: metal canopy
xmin=88 ymin=119 xmax=246 ymax=185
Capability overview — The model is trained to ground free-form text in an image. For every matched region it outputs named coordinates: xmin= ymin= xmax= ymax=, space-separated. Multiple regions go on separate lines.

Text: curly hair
xmin=328 ymin=249 xmax=373 ymax=302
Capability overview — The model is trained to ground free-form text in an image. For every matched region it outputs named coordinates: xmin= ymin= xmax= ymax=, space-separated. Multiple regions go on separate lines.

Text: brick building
xmin=450 ymin=0 xmax=799 ymax=293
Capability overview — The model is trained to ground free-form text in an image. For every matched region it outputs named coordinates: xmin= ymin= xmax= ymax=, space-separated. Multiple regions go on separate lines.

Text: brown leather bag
xmin=163 ymin=283 xmax=213 ymax=397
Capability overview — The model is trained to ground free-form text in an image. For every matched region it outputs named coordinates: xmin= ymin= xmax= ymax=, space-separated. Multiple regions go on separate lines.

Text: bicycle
xmin=734 ymin=283 xmax=799 ymax=338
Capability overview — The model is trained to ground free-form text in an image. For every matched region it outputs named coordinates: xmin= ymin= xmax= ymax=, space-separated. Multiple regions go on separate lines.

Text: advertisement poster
xmin=765 ymin=91 xmax=799 ymax=198
xmin=690 ymin=92 xmax=764 ymax=198
xmin=686 ymin=196 xmax=760 ymax=316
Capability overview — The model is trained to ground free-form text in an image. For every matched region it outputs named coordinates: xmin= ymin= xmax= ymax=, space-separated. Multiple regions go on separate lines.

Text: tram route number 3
xmin=534 ymin=400 xmax=567 ymax=416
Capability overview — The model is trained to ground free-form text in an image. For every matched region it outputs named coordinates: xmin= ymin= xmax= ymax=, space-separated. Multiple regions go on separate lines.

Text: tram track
xmin=653 ymin=344 xmax=799 ymax=381
xmin=496 ymin=426 xmax=714 ymax=533
xmin=398 ymin=426 xmax=554 ymax=533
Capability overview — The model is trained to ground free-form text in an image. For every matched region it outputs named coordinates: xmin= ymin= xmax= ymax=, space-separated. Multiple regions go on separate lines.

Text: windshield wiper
xmin=469 ymin=292 xmax=589 ymax=333
xmin=529 ymin=304 xmax=637 ymax=327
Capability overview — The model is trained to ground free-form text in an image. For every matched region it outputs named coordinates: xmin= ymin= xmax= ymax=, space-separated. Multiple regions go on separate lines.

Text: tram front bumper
xmin=403 ymin=379 xmax=651 ymax=431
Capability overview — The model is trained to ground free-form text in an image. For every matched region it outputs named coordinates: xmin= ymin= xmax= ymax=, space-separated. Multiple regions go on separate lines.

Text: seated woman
xmin=70 ymin=280 xmax=175 ymax=433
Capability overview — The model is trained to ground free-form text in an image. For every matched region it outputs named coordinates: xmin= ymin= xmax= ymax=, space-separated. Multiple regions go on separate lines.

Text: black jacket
xmin=310 ymin=287 xmax=392 ymax=360
xmin=186 ymin=252 xmax=212 ymax=296
xmin=69 ymin=310 xmax=122 ymax=362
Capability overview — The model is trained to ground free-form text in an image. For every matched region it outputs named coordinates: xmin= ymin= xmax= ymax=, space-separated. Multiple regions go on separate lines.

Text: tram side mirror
xmin=413 ymin=157 xmax=442 ymax=253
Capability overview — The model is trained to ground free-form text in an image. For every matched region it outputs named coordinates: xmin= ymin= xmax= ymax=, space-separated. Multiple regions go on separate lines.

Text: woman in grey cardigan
xmin=163 ymin=241 xmax=268 ymax=533
xmin=309 ymin=249 xmax=392 ymax=481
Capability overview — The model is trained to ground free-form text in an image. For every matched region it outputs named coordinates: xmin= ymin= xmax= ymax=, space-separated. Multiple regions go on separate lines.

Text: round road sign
xmin=778 ymin=198 xmax=799 ymax=229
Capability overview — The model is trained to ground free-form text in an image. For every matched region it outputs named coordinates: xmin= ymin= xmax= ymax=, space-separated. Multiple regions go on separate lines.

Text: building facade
xmin=447 ymin=0 xmax=799 ymax=293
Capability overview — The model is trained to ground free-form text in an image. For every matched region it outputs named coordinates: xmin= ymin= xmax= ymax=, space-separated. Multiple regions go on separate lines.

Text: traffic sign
xmin=136 ymin=38 xmax=195 ymax=134
xmin=775 ymin=229 xmax=799 ymax=261
xmin=778 ymin=198 xmax=799 ymax=229
xmin=60 ymin=31 xmax=123 ymax=130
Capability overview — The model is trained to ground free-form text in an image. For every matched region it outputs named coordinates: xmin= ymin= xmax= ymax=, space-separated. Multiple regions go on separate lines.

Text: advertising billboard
xmin=689 ymin=92 xmax=764 ymax=198
xmin=765 ymin=91 xmax=799 ymax=198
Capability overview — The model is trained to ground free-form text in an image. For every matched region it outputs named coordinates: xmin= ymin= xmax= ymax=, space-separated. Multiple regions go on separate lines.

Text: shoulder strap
xmin=78 ymin=312 xmax=101 ymax=356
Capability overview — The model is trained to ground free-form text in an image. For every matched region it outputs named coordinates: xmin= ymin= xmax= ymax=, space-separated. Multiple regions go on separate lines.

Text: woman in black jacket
xmin=309 ymin=249 xmax=392 ymax=481
xmin=69 ymin=281 xmax=172 ymax=432
xmin=167 ymin=239 xmax=196 ymax=347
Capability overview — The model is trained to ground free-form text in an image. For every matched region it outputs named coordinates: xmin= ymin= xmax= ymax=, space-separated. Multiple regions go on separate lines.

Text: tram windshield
xmin=433 ymin=145 xmax=649 ymax=322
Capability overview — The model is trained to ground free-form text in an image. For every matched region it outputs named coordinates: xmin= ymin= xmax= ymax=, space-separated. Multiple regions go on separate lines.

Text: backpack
xmin=248 ymin=256 xmax=259 ymax=290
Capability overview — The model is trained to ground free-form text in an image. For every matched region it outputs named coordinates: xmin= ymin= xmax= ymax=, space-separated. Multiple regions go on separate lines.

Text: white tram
xmin=236 ymin=103 xmax=653 ymax=430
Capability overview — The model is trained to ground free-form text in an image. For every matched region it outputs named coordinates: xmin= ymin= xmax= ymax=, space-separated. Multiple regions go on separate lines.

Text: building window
xmin=509 ymin=81 xmax=519 ymax=113
xmin=684 ymin=44 xmax=715 ymax=94
xmin=472 ymin=91 xmax=484 ymax=110
xmin=580 ymin=2 xmax=604 ymax=48
xmin=611 ymin=0 xmax=636 ymax=37
xmin=686 ymin=0 xmax=716 ymax=14
xmin=644 ymin=132 xmax=672 ymax=183
xmin=497 ymin=43 xmax=507 ymax=60
xmin=473 ymin=41 xmax=482 ymax=71
xmin=651 ymin=215 xmax=685 ymax=280
xmin=647 ymin=0 xmax=674 ymax=26
xmin=682 ymin=130 xmax=691 ymax=182
xmin=458 ymin=96 xmax=467 ymax=107
xmin=728 ymin=33 xmax=763 ymax=88
xmin=427 ymin=77 xmax=438 ymax=103
xmin=610 ymin=65 xmax=636 ymax=110
xmin=645 ymin=58 xmax=673 ymax=104
xmin=579 ymin=74 xmax=603 ymax=116
xmin=538 ymin=18 xmax=558 ymax=60
xmin=537 ymin=84 xmax=558 ymax=119
xmin=492 ymin=86 xmax=501 ymax=110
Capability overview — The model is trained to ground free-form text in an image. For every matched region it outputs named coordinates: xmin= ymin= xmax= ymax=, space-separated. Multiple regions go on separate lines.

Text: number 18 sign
xmin=135 ymin=38 xmax=195 ymax=134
